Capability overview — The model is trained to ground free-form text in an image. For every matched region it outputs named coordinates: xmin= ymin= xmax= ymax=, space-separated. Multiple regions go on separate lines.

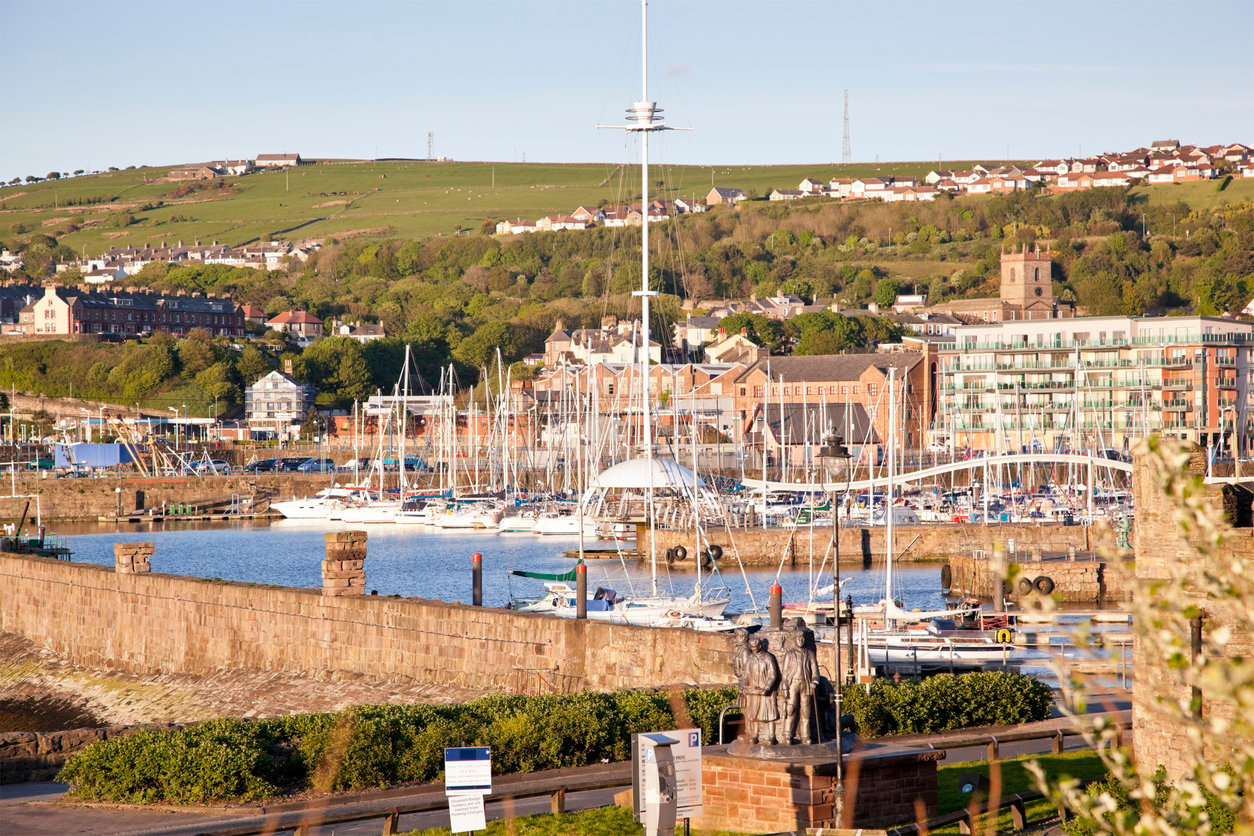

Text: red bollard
xmin=576 ymin=563 xmax=587 ymax=619
xmin=472 ymin=552 xmax=482 ymax=606
xmin=769 ymin=583 xmax=783 ymax=628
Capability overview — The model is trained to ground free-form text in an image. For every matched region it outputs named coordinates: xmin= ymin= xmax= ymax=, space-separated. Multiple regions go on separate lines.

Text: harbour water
xmin=59 ymin=520 xmax=947 ymax=616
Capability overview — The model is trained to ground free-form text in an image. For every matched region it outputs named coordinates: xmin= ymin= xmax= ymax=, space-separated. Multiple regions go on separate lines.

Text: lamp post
xmin=818 ymin=431 xmax=850 ymax=780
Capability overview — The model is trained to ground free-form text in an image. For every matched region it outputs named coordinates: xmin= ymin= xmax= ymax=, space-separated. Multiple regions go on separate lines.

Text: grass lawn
xmin=403 ymin=804 xmax=746 ymax=836
xmin=402 ymin=751 xmax=1111 ymax=836
xmin=928 ymin=750 xmax=1110 ymax=835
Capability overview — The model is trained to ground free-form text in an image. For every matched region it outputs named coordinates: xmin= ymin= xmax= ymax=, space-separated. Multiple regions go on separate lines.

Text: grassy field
xmin=3 ymin=159 xmax=1249 ymax=259
xmin=1129 ymin=175 xmax=1254 ymax=210
xmin=0 ymin=158 xmax=1030 ymax=257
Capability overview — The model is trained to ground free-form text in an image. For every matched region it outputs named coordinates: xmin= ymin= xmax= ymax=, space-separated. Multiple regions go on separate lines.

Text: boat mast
xmin=885 ymin=367 xmax=896 ymax=625
xmin=601 ymin=0 xmax=670 ymax=596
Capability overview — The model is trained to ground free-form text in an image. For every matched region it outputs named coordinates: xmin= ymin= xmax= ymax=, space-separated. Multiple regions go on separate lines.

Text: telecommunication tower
xmin=841 ymin=90 xmax=851 ymax=164
xmin=427 ymin=131 xmax=435 ymax=161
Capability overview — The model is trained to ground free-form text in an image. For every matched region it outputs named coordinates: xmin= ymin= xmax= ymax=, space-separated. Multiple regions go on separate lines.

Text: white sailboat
xmin=840 ymin=370 xmax=1016 ymax=672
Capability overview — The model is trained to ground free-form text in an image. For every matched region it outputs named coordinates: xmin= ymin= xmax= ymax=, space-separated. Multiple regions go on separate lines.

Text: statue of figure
xmin=731 ymin=627 xmax=751 ymax=685
xmin=741 ymin=635 xmax=780 ymax=745
xmin=780 ymin=628 xmax=820 ymax=744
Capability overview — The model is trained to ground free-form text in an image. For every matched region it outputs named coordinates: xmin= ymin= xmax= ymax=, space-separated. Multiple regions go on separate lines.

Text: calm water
xmin=58 ymin=520 xmax=947 ymax=615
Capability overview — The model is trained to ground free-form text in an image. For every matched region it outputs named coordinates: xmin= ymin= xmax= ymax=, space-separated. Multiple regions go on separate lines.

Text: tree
xmin=873 ymin=277 xmax=900 ymax=309
xmin=46 ymin=171 xmax=61 ymax=181
xmin=237 ymin=344 xmax=272 ymax=385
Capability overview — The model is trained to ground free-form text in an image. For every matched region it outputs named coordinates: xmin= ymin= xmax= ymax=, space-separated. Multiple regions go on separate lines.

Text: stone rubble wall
xmin=0 ymin=553 xmax=735 ymax=700
xmin=0 ymin=725 xmax=173 ymax=783
xmin=1132 ymin=442 xmax=1254 ymax=782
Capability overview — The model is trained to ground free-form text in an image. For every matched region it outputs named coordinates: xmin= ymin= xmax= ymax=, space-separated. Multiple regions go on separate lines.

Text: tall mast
xmin=601 ymin=0 xmax=673 ymax=596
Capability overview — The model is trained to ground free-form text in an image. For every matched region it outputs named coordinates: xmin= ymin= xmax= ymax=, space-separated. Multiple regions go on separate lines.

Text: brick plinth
xmin=114 ymin=542 xmax=154 ymax=574
xmin=322 ymin=531 xmax=366 ymax=597
xmin=692 ymin=745 xmax=942 ymax=833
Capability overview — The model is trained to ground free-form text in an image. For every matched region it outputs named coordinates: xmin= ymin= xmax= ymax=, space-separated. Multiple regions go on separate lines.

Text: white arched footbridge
xmin=740 ymin=451 xmax=1133 ymax=495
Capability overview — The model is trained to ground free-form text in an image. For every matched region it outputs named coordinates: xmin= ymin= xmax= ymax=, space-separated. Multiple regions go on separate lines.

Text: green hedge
xmin=58 ymin=687 xmax=735 ymax=804
xmin=59 ymin=672 xmax=1053 ymax=804
xmin=842 ymin=671 xmax=1053 ymax=737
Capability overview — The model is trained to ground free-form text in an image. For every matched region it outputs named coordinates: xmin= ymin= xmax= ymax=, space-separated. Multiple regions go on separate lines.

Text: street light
xmin=817 ymin=431 xmax=850 ymax=780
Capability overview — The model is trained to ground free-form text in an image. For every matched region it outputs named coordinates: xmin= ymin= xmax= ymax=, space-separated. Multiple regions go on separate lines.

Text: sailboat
xmin=507 ymin=0 xmax=731 ymax=628
xmin=833 ymin=370 xmax=1019 ymax=673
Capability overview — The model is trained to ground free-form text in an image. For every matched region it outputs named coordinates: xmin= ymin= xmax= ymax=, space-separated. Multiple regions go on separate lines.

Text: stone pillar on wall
xmin=114 ymin=542 xmax=154 ymax=574
xmin=322 ymin=531 xmax=366 ymax=596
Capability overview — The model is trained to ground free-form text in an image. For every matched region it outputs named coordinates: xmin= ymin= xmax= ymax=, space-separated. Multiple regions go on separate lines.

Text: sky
xmin=2 ymin=0 xmax=1252 ymax=181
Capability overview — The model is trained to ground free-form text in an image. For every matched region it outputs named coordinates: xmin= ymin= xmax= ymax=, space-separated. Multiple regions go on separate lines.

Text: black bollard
xmin=769 ymin=583 xmax=782 ymax=628
xmin=472 ymin=552 xmax=482 ymax=606
xmin=576 ymin=563 xmax=587 ymax=620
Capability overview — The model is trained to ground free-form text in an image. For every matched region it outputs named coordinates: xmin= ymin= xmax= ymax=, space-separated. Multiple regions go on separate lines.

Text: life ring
xmin=1034 ymin=575 xmax=1056 ymax=594
xmin=708 ymin=544 xmax=723 ymax=561
xmin=666 ymin=610 xmax=682 ymax=619
xmin=940 ymin=564 xmax=953 ymax=590
xmin=996 ymin=628 xmax=1013 ymax=644
xmin=672 ymin=545 xmax=688 ymax=561
xmin=1016 ymin=577 xmax=1033 ymax=595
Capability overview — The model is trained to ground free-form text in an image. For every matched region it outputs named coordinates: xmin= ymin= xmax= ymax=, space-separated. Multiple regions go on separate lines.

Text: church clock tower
xmin=1000 ymin=244 xmax=1053 ymax=319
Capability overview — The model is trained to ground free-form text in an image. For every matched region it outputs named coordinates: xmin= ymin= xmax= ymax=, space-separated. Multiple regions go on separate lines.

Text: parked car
xmin=276 ymin=457 xmax=310 ymax=472
xmin=296 ymin=457 xmax=336 ymax=474
xmin=193 ymin=460 xmax=232 ymax=475
xmin=243 ymin=458 xmax=278 ymax=473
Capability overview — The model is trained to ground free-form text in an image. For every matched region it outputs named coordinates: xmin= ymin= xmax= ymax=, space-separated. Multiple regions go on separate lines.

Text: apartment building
xmin=934 ymin=316 xmax=1254 ymax=458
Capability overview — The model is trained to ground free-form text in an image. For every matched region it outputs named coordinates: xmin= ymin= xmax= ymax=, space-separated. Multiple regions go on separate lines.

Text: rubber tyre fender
xmin=1034 ymin=575 xmax=1056 ymax=594
xmin=665 ymin=548 xmax=676 ymax=566
xmin=940 ymin=563 xmax=953 ymax=589
xmin=672 ymin=545 xmax=688 ymax=561
xmin=1016 ymin=576 xmax=1034 ymax=595
xmin=700 ymin=553 xmax=714 ymax=570
xmin=708 ymin=544 xmax=723 ymax=561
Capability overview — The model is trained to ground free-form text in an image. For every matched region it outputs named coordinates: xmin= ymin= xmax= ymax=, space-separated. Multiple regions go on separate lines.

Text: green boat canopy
xmin=507 ymin=563 xmax=582 ymax=582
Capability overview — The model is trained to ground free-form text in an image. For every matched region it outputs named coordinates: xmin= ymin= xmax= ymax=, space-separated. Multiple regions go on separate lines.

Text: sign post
xmin=445 ymin=747 xmax=492 ymax=834
xmin=632 ymin=728 xmax=704 ymax=826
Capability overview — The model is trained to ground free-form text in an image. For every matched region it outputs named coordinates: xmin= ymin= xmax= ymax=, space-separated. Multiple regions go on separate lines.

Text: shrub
xmin=57 ymin=677 xmax=1034 ymax=803
xmin=842 ymin=671 xmax=1052 ymax=737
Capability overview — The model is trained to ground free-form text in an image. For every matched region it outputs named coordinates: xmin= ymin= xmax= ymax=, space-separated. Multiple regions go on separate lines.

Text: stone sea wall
xmin=648 ymin=521 xmax=1116 ymax=567
xmin=0 ymin=549 xmax=735 ymax=700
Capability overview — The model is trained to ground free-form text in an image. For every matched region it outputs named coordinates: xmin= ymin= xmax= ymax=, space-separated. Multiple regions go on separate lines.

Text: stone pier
xmin=322 ymin=531 xmax=366 ymax=597
xmin=113 ymin=542 xmax=154 ymax=574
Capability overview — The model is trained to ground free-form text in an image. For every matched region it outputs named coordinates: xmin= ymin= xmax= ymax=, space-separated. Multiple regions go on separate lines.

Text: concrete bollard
xmin=472 ymin=552 xmax=482 ymax=606
xmin=769 ymin=583 xmax=782 ymax=628
xmin=576 ymin=563 xmax=587 ymax=620
xmin=114 ymin=542 xmax=154 ymax=574
xmin=322 ymin=531 xmax=366 ymax=597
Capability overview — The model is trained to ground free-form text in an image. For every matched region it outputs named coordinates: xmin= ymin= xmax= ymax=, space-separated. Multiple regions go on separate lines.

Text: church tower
xmin=1000 ymin=244 xmax=1053 ymax=319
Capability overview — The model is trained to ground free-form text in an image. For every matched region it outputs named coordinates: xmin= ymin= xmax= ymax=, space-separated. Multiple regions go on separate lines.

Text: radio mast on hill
xmin=842 ymin=90 xmax=852 ymax=164
xmin=427 ymin=132 xmax=435 ymax=161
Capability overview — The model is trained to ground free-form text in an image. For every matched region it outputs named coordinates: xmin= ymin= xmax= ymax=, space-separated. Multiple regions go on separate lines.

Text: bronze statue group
xmin=732 ymin=617 xmax=840 ymax=747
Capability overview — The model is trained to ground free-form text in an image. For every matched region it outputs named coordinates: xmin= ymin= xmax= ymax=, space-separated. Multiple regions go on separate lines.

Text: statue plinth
xmin=725 ymin=738 xmax=843 ymax=759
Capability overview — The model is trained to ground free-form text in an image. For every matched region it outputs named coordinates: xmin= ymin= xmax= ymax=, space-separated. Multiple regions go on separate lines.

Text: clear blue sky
xmin=3 ymin=0 xmax=1251 ymax=181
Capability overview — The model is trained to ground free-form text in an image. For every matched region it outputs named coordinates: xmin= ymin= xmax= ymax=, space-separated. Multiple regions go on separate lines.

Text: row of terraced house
xmin=765 ymin=139 xmax=1254 ymax=203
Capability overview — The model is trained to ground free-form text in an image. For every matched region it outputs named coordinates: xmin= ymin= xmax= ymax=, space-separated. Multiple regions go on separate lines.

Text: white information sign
xmin=633 ymin=728 xmax=703 ymax=819
xmin=447 ymin=791 xmax=487 ymax=832
xmin=444 ymin=747 xmax=492 ymax=795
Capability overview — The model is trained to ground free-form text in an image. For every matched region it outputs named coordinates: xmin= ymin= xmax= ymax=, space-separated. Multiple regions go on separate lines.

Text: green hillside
xmin=1 ymin=158 xmax=1045 ymax=256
